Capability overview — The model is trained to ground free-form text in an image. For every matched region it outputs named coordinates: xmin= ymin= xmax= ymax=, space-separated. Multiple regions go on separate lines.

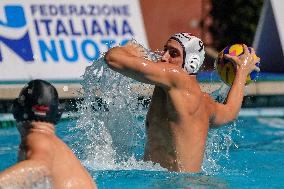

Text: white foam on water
xmin=83 ymin=155 xmax=167 ymax=171
xmin=0 ymin=177 xmax=52 ymax=189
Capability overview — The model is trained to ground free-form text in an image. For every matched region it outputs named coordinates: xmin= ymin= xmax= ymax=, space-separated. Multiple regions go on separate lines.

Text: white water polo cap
xmin=170 ymin=33 xmax=205 ymax=74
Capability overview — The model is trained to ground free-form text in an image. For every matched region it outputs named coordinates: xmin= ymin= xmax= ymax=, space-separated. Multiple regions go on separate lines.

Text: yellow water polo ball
xmin=216 ymin=44 xmax=260 ymax=86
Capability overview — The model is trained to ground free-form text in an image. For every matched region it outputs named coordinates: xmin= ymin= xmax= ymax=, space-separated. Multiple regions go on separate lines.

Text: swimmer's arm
xmin=0 ymin=134 xmax=53 ymax=187
xmin=105 ymin=44 xmax=182 ymax=88
xmin=210 ymin=45 xmax=260 ymax=126
xmin=209 ymin=70 xmax=247 ymax=127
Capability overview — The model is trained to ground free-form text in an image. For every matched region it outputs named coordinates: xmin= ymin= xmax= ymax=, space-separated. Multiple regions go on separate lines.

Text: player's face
xmin=161 ymin=39 xmax=184 ymax=67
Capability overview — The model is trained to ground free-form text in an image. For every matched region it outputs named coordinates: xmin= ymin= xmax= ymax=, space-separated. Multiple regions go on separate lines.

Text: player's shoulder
xmin=165 ymin=66 xmax=190 ymax=88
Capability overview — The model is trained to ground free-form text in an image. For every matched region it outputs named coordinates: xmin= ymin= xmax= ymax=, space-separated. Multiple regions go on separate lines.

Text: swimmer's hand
xmin=123 ymin=41 xmax=148 ymax=59
xmin=224 ymin=44 xmax=260 ymax=75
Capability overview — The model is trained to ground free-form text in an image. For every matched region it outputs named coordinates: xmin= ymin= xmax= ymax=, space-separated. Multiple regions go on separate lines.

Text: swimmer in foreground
xmin=0 ymin=80 xmax=97 ymax=189
xmin=105 ymin=33 xmax=260 ymax=172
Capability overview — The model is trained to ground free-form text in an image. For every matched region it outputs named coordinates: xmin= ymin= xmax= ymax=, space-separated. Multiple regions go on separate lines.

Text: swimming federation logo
xmin=0 ymin=5 xmax=34 ymax=62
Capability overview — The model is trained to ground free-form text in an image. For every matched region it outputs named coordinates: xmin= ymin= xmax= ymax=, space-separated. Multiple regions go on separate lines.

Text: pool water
xmin=1 ymin=115 xmax=284 ymax=189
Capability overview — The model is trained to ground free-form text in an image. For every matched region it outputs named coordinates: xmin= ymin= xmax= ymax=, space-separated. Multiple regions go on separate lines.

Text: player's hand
xmin=224 ymin=44 xmax=260 ymax=75
xmin=123 ymin=40 xmax=148 ymax=59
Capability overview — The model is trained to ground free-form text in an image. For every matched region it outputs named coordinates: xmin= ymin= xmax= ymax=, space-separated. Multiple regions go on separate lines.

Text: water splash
xmin=202 ymin=80 xmax=241 ymax=175
xmin=70 ymin=43 xmax=239 ymax=174
xmin=0 ymin=177 xmax=52 ymax=189
xmin=70 ymin=55 xmax=165 ymax=171
xmin=203 ymin=122 xmax=240 ymax=175
xmin=210 ymin=82 xmax=230 ymax=103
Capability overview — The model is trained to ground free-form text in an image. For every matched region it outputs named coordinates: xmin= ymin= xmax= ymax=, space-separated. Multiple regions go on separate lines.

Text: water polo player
xmin=0 ymin=80 xmax=97 ymax=189
xmin=105 ymin=32 xmax=260 ymax=172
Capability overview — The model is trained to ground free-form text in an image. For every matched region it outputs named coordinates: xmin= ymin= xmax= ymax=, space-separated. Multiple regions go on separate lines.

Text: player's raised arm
xmin=211 ymin=45 xmax=260 ymax=126
xmin=105 ymin=41 xmax=187 ymax=89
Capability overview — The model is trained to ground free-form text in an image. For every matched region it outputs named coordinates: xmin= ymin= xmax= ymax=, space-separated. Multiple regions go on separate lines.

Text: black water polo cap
xmin=12 ymin=79 xmax=62 ymax=124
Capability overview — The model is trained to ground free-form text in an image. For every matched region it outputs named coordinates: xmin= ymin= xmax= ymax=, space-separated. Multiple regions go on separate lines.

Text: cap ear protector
xmin=170 ymin=33 xmax=205 ymax=74
xmin=184 ymin=54 xmax=201 ymax=74
xmin=12 ymin=80 xmax=63 ymax=124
